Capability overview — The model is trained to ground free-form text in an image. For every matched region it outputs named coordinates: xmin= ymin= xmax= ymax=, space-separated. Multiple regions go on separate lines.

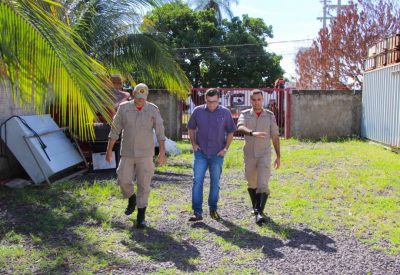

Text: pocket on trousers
xmin=116 ymin=157 xmax=133 ymax=183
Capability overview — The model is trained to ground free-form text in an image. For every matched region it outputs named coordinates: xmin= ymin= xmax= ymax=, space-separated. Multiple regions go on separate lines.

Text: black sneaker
xmin=188 ymin=213 xmax=203 ymax=222
xmin=210 ymin=210 xmax=221 ymax=221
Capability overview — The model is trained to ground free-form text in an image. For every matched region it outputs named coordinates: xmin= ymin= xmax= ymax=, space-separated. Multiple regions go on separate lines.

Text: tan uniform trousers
xmin=244 ymin=154 xmax=271 ymax=194
xmin=116 ymin=156 xmax=154 ymax=208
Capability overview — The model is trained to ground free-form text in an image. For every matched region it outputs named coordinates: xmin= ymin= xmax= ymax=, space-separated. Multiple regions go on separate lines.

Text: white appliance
xmin=0 ymin=115 xmax=85 ymax=184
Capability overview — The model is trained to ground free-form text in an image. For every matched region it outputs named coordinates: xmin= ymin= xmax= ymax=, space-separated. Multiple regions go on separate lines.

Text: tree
xmin=188 ymin=0 xmax=238 ymax=23
xmin=65 ymin=0 xmax=190 ymax=93
xmin=0 ymin=0 xmax=113 ymax=139
xmin=143 ymin=2 xmax=284 ymax=88
xmin=205 ymin=15 xmax=284 ymax=88
xmin=295 ymin=0 xmax=400 ymax=90
xmin=0 ymin=0 xmax=190 ymax=139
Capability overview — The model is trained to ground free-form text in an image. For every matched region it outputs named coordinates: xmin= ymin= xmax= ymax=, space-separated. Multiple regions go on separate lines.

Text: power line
xmin=175 ymin=51 xmax=300 ymax=61
xmin=173 ymin=38 xmax=313 ymax=50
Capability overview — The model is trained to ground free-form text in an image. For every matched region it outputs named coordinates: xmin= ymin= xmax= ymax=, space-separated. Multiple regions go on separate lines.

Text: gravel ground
xmin=2 ymin=169 xmax=399 ymax=274
xmin=93 ymin=170 xmax=400 ymax=275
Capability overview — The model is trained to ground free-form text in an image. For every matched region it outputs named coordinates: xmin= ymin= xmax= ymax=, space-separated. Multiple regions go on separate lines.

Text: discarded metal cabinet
xmin=0 ymin=115 xmax=87 ymax=184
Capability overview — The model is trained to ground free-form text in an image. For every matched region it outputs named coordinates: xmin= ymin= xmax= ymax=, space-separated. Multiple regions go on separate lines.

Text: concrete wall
xmin=147 ymin=90 xmax=180 ymax=140
xmin=0 ymin=82 xmax=34 ymax=179
xmin=289 ymin=90 xmax=362 ymax=139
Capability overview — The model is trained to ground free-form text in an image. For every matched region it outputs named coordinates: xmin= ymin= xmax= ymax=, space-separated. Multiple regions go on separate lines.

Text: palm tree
xmin=0 ymin=0 xmax=115 ymax=139
xmin=189 ymin=0 xmax=239 ymax=23
xmin=66 ymin=0 xmax=190 ymax=93
xmin=0 ymin=0 xmax=190 ymax=139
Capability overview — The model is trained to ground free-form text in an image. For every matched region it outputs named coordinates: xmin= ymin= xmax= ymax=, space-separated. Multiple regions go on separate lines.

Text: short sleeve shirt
xmin=188 ymin=105 xmax=236 ymax=155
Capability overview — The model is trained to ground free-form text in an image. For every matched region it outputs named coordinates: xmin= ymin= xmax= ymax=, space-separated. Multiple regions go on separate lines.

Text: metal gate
xmin=180 ymin=88 xmax=290 ymax=139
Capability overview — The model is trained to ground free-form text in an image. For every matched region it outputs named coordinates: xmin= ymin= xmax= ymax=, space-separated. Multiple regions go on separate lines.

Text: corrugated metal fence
xmin=362 ymin=63 xmax=400 ymax=148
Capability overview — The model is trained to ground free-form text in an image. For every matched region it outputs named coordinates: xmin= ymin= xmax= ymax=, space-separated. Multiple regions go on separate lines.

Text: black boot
xmin=247 ymin=188 xmax=258 ymax=215
xmin=136 ymin=207 xmax=146 ymax=229
xmin=255 ymin=193 xmax=268 ymax=225
xmin=124 ymin=194 xmax=136 ymax=215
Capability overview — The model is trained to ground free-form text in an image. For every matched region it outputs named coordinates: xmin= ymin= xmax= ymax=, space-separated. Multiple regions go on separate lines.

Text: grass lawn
xmin=0 ymin=139 xmax=399 ymax=273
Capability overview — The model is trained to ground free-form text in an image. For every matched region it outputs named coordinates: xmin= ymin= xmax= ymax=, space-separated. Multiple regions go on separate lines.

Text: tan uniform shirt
xmin=237 ymin=109 xmax=279 ymax=158
xmin=109 ymin=100 xmax=166 ymax=158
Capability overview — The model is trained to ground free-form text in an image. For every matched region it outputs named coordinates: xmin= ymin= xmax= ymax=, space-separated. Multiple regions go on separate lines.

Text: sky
xmin=230 ymin=0 xmax=350 ymax=80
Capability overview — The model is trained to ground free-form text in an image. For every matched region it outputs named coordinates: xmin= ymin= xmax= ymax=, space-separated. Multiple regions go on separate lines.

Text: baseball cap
xmin=134 ymin=83 xmax=149 ymax=99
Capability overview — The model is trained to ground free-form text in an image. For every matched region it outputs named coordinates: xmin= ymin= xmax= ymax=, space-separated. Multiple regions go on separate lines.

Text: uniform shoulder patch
xmin=265 ymin=109 xmax=274 ymax=115
xmin=147 ymin=102 xmax=159 ymax=109
xmin=119 ymin=100 xmax=131 ymax=107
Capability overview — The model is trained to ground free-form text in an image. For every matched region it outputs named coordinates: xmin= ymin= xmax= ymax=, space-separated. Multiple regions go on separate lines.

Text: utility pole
xmin=317 ymin=0 xmax=332 ymax=29
xmin=317 ymin=0 xmax=347 ymax=29
xmin=316 ymin=0 xmax=348 ymax=90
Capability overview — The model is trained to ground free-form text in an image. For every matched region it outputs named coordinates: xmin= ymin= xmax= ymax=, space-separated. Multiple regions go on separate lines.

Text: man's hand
xmin=157 ymin=152 xmax=167 ymax=165
xmin=274 ymin=157 xmax=280 ymax=169
xmin=105 ymin=150 xmax=113 ymax=163
xmin=217 ymin=149 xmax=227 ymax=157
xmin=192 ymin=144 xmax=200 ymax=152
xmin=253 ymin=131 xmax=267 ymax=138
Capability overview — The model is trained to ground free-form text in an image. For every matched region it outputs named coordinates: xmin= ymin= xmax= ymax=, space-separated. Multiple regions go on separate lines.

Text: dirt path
xmin=90 ymin=171 xmax=400 ymax=274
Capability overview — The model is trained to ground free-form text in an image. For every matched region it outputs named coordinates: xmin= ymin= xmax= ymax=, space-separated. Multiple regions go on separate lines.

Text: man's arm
xmin=217 ymin=132 xmax=234 ymax=156
xmin=225 ymin=132 xmax=234 ymax=149
xmin=187 ymin=108 xmax=199 ymax=152
xmin=157 ymin=139 xmax=166 ymax=165
xmin=105 ymin=107 xmax=123 ymax=163
xmin=105 ymin=138 xmax=117 ymax=163
xmin=238 ymin=125 xmax=267 ymax=138
xmin=153 ymin=109 xmax=167 ymax=165
xmin=188 ymin=128 xmax=200 ymax=151
xmin=237 ymin=112 xmax=266 ymax=138
xmin=237 ymin=125 xmax=251 ymax=135
xmin=272 ymin=133 xmax=280 ymax=169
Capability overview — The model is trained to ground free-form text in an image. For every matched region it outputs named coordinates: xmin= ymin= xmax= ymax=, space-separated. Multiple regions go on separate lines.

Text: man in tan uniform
xmin=237 ymin=89 xmax=280 ymax=225
xmin=105 ymin=83 xmax=166 ymax=229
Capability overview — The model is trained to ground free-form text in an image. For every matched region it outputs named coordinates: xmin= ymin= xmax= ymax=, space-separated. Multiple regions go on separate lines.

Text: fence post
xmin=284 ymin=89 xmax=291 ymax=139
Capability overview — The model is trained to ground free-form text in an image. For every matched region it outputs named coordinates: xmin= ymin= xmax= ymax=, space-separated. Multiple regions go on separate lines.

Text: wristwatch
xmin=250 ymin=131 xmax=253 ymax=136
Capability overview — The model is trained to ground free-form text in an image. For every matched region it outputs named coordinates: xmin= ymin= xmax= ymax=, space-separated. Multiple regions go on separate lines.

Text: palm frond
xmin=0 ymin=0 xmax=114 ymax=140
xmin=64 ymin=0 xmax=190 ymax=95
xmin=189 ymin=0 xmax=238 ymax=22
xmin=100 ymin=33 xmax=191 ymax=97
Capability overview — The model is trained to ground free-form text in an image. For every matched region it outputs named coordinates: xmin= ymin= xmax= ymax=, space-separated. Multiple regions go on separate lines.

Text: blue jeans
xmin=192 ymin=150 xmax=224 ymax=215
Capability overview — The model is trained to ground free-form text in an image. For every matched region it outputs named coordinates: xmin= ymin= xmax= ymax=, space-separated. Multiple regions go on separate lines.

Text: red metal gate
xmin=180 ymin=88 xmax=291 ymax=139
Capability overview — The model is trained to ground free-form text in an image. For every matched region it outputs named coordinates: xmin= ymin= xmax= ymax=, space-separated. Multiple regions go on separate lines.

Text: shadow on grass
xmin=152 ymin=171 xmax=192 ymax=184
xmin=122 ymin=227 xmax=200 ymax=272
xmin=193 ymin=217 xmax=336 ymax=258
xmin=192 ymin=220 xmax=284 ymax=258
xmin=264 ymin=217 xmax=337 ymax=252
xmin=74 ymin=170 xmax=192 ymax=185
xmin=75 ymin=169 xmax=116 ymax=183
xmin=0 ymin=186 xmax=124 ymax=273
